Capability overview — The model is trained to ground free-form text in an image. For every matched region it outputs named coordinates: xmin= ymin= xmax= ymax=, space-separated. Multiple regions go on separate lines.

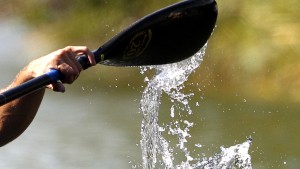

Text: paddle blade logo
xmin=123 ymin=29 xmax=152 ymax=60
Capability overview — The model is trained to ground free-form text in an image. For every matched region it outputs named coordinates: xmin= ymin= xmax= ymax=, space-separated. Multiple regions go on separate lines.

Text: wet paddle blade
xmin=79 ymin=0 xmax=218 ymax=67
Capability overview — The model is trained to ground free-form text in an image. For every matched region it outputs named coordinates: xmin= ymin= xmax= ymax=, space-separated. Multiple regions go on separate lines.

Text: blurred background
xmin=0 ymin=0 xmax=299 ymax=168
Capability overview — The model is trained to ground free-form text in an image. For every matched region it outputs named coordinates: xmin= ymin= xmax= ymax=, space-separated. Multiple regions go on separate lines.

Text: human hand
xmin=27 ymin=46 xmax=96 ymax=92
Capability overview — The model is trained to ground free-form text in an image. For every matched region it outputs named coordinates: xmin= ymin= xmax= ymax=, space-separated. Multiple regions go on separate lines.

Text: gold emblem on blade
xmin=101 ymin=54 xmax=105 ymax=62
xmin=123 ymin=29 xmax=152 ymax=60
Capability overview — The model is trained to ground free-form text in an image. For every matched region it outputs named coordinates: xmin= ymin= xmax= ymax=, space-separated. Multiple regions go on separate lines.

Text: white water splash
xmin=139 ymin=44 xmax=252 ymax=169
xmin=192 ymin=139 xmax=252 ymax=169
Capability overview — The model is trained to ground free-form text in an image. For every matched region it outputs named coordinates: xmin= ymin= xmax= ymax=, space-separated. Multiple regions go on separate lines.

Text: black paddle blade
xmin=96 ymin=0 xmax=218 ymax=66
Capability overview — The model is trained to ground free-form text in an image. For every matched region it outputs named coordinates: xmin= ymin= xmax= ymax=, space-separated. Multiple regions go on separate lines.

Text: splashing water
xmin=138 ymin=44 xmax=252 ymax=169
xmin=193 ymin=139 xmax=252 ymax=169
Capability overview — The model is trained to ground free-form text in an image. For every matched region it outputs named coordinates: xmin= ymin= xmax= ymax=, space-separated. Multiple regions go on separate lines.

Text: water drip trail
xmin=139 ymin=45 xmax=206 ymax=169
xmin=139 ymin=44 xmax=252 ymax=169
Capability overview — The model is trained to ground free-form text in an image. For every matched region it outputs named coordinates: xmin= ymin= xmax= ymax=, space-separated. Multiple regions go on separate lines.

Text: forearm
xmin=0 ymin=66 xmax=46 ymax=146
xmin=0 ymin=46 xmax=95 ymax=147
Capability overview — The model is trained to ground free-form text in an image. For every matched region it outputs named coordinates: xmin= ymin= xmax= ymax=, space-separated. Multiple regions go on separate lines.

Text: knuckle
xmin=83 ymin=46 xmax=89 ymax=51
xmin=59 ymin=46 xmax=73 ymax=54
xmin=54 ymin=49 xmax=64 ymax=56
xmin=64 ymin=46 xmax=72 ymax=51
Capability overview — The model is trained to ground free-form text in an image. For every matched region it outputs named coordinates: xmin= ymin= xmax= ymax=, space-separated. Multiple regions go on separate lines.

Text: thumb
xmin=47 ymin=82 xmax=66 ymax=93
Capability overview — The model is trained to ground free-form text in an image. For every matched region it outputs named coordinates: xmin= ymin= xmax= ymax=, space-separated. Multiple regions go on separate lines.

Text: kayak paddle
xmin=0 ymin=0 xmax=218 ymax=106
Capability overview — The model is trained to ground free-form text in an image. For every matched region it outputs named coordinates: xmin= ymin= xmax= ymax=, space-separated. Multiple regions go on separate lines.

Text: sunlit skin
xmin=0 ymin=46 xmax=96 ymax=147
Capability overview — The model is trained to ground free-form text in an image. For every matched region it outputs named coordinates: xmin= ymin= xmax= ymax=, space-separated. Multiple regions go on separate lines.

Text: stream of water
xmin=139 ymin=45 xmax=252 ymax=169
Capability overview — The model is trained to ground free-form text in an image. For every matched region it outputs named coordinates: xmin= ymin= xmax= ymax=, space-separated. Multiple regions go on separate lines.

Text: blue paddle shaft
xmin=0 ymin=54 xmax=94 ymax=106
xmin=77 ymin=54 xmax=93 ymax=69
xmin=46 ymin=69 xmax=64 ymax=82
xmin=0 ymin=72 xmax=56 ymax=106
xmin=0 ymin=54 xmax=93 ymax=106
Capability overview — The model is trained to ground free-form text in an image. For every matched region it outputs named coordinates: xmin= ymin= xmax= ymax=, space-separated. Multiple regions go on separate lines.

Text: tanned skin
xmin=0 ymin=46 xmax=96 ymax=147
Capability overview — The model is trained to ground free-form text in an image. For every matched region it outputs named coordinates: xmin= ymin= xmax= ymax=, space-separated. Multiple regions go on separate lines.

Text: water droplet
xmin=195 ymin=143 xmax=202 ymax=148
